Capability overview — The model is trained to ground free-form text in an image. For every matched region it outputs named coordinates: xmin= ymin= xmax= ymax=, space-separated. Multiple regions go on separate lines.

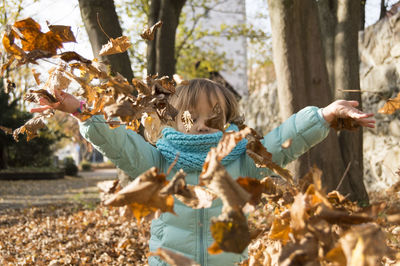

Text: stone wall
xmin=239 ymin=12 xmax=400 ymax=192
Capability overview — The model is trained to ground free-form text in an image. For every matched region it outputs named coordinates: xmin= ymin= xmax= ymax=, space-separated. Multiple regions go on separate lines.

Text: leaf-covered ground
xmin=0 ymin=204 xmax=150 ymax=265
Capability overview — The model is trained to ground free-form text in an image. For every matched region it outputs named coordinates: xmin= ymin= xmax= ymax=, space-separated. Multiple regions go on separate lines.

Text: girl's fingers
xmin=347 ymin=100 xmax=359 ymax=107
xmin=30 ymin=105 xmax=52 ymax=113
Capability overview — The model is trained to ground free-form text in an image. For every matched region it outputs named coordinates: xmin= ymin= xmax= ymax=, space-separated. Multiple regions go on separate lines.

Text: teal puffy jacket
xmin=79 ymin=106 xmax=330 ymax=265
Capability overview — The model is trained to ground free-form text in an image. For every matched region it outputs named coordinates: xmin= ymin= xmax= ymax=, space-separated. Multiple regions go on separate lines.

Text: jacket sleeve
xmin=79 ymin=115 xmax=164 ymax=178
xmin=244 ymin=106 xmax=330 ymax=178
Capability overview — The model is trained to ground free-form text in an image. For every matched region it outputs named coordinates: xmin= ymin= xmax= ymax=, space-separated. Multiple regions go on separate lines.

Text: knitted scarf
xmin=156 ymin=124 xmax=247 ymax=172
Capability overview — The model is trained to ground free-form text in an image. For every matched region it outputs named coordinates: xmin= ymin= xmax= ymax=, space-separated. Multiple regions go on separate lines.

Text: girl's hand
xmin=322 ymin=100 xmax=375 ymax=128
xmin=30 ymin=89 xmax=81 ymax=114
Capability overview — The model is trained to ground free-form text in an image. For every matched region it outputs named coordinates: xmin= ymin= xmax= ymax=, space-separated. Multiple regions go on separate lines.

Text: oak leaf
xmin=99 ymin=36 xmax=131 ymax=56
xmin=13 ymin=18 xmax=75 ymax=54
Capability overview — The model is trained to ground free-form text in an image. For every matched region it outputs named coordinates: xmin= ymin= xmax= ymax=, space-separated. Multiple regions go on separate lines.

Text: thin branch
xmin=338 ymin=89 xmax=379 ymax=93
xmin=336 ymin=161 xmax=352 ymax=191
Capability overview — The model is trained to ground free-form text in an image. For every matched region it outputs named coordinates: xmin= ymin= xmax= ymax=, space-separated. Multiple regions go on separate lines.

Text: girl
xmin=31 ymin=78 xmax=375 ymax=265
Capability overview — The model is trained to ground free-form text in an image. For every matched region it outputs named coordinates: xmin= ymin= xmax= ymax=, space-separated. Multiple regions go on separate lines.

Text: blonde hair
xmin=170 ymin=78 xmax=239 ymax=123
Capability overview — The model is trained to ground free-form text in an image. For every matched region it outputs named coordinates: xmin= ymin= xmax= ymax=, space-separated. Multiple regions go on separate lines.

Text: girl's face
xmin=176 ymin=91 xmax=226 ymax=134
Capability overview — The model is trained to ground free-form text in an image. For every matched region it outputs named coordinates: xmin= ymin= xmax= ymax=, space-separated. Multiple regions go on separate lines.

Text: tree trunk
xmin=146 ymin=0 xmax=186 ymax=78
xmin=360 ymin=0 xmax=366 ymax=30
xmin=78 ymin=0 xmax=134 ymax=81
xmin=268 ymin=0 xmax=344 ymax=190
xmin=147 ymin=0 xmax=161 ymax=76
xmin=380 ymin=0 xmax=387 ymax=20
xmin=268 ymin=0 xmax=368 ymax=202
xmin=333 ymin=0 xmax=368 ymax=203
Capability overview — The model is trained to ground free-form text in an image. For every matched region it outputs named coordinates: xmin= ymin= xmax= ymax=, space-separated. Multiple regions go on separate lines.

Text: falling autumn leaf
xmin=24 ymin=89 xmax=57 ymax=104
xmin=31 ymin=69 xmax=41 ymax=85
xmin=181 ymin=110 xmax=193 ymax=132
xmin=205 ymin=103 xmax=225 ymax=132
xmin=104 ymin=167 xmax=175 ymax=221
xmin=13 ymin=112 xmax=53 ymax=142
xmin=99 ymin=36 xmax=131 ymax=56
xmin=209 ymin=209 xmax=251 ymax=254
xmin=159 ymin=169 xmax=216 ymax=209
xmin=378 ymin=93 xmax=400 ymax=114
xmin=246 ymin=133 xmax=294 ymax=184
xmin=140 ymin=21 xmax=163 ymax=41
xmin=330 ymin=117 xmax=360 ymax=131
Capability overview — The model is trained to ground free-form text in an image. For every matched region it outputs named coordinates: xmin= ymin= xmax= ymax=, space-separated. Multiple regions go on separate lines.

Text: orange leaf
xmin=99 ymin=36 xmax=131 ymax=56
xmin=378 ymin=93 xmax=400 ymax=114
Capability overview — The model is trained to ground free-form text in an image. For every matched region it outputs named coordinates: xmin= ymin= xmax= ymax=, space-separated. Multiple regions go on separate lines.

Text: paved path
xmin=0 ymin=168 xmax=118 ymax=211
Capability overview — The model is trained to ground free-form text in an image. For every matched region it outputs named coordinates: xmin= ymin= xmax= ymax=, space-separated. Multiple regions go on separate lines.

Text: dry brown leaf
xmin=246 ymin=134 xmax=293 ymax=184
xmin=378 ymin=93 xmax=400 ymax=114
xmin=214 ymin=127 xmax=251 ymax=160
xmin=209 ymin=209 xmax=250 ymax=254
xmin=315 ymin=205 xmax=373 ymax=225
xmin=279 ymin=237 xmax=319 ymax=266
xmin=140 ymin=21 xmax=163 ymax=41
xmin=330 ymin=117 xmax=360 ymax=131
xmin=339 ymin=223 xmax=391 ymax=266
xmin=47 ymin=24 xmax=76 ymax=43
xmin=44 ymin=67 xmax=71 ymax=94
xmin=236 ymin=177 xmax=268 ymax=206
xmin=13 ymin=18 xmax=74 ymax=54
xmin=104 ymin=167 xmax=175 ymax=221
xmin=132 ymin=78 xmax=151 ymax=95
xmin=173 ymin=74 xmax=189 ymax=86
xmin=31 ymin=69 xmax=41 ymax=85
xmin=24 ymin=89 xmax=57 ymax=104
xmin=290 ymin=193 xmax=308 ymax=232
xmin=12 ymin=112 xmax=53 ymax=142
xmin=205 ymin=103 xmax=225 ymax=132
xmin=181 ymin=111 xmax=193 ymax=132
xmin=324 ymin=245 xmax=347 ymax=265
xmin=99 ymin=36 xmax=131 ymax=56
xmin=269 ymin=216 xmax=292 ymax=244
xmin=200 ymin=148 xmax=251 ymax=212
xmin=160 ymin=169 xmax=216 ymax=209
xmin=148 ymin=247 xmax=199 ymax=266
xmin=141 ymin=112 xmax=162 ymax=143
xmin=97 ymin=180 xmax=121 ymax=201
xmin=58 ymin=51 xmax=91 ymax=63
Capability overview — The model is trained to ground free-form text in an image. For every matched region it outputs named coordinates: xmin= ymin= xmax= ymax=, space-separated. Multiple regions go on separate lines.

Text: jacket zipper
xmin=199 ymin=208 xmax=205 ymax=266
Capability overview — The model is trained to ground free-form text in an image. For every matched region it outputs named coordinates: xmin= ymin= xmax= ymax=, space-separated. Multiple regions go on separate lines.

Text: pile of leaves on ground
xmin=0 ymin=204 xmax=150 ymax=265
xmin=242 ymin=170 xmax=400 ymax=266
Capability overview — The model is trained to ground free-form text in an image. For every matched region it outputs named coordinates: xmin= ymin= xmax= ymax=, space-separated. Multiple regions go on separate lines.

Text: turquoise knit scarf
xmin=156 ymin=124 xmax=247 ymax=172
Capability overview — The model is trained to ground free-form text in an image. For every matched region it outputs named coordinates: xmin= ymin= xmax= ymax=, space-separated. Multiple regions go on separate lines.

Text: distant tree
xmin=78 ymin=0 xmax=134 ymax=81
xmin=0 ymin=81 xmax=62 ymax=169
xmin=146 ymin=0 xmax=187 ymax=77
